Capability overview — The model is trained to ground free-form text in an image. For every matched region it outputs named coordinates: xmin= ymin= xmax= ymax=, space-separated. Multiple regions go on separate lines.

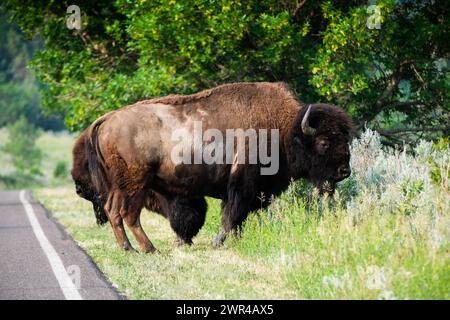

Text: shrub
xmin=2 ymin=116 xmax=42 ymax=177
xmin=53 ymin=160 xmax=68 ymax=179
xmin=232 ymin=130 xmax=449 ymax=298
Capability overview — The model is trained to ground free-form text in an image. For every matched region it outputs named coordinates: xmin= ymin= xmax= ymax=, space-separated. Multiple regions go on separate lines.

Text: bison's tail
xmin=85 ymin=116 xmax=110 ymax=225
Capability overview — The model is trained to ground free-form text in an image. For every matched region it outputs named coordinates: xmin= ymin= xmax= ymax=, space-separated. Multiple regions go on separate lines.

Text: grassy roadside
xmin=32 ymin=130 xmax=449 ymax=299
xmin=35 ymin=187 xmax=297 ymax=299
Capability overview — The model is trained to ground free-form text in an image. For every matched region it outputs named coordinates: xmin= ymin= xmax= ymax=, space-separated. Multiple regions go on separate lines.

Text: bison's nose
xmin=337 ymin=165 xmax=351 ymax=179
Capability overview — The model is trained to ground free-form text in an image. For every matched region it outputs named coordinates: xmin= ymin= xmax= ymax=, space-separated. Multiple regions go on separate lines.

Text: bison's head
xmin=292 ymin=104 xmax=354 ymax=195
xmin=71 ymin=132 xmax=109 ymax=225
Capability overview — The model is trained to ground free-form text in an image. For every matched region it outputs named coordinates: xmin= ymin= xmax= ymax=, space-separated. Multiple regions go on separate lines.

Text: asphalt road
xmin=0 ymin=190 xmax=123 ymax=300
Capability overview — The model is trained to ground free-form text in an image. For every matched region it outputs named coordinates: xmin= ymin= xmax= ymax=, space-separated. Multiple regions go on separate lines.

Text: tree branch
xmin=358 ymin=60 xmax=411 ymax=125
xmin=387 ymin=101 xmax=425 ymax=109
xmin=293 ymin=0 xmax=308 ymax=17
xmin=374 ymin=61 xmax=410 ymax=109
xmin=378 ymin=126 xmax=449 ymax=137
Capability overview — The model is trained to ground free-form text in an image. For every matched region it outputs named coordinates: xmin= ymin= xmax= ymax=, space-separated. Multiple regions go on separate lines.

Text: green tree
xmin=2 ymin=1 xmax=449 ymax=143
xmin=2 ymin=116 xmax=43 ymax=177
xmin=0 ymin=9 xmax=64 ymax=130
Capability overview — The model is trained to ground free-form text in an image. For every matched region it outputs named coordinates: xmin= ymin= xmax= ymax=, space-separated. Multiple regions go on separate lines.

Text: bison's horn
xmin=301 ymin=105 xmax=316 ymax=136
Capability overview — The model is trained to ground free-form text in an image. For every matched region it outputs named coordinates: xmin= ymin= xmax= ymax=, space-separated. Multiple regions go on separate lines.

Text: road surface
xmin=0 ymin=190 xmax=123 ymax=300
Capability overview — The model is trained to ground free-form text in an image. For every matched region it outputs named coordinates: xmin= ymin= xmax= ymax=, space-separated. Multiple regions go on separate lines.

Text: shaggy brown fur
xmin=72 ymin=82 xmax=354 ymax=252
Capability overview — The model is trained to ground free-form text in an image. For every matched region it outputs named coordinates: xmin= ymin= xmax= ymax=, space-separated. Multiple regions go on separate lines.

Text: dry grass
xmin=36 ymin=187 xmax=296 ymax=299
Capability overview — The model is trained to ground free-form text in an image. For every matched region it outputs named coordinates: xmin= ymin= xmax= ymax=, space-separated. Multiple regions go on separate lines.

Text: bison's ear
xmin=315 ymin=138 xmax=330 ymax=155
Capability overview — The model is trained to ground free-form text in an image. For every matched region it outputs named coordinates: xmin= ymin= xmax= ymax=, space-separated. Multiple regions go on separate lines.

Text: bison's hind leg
xmin=104 ymin=190 xmax=135 ymax=251
xmin=166 ymin=197 xmax=207 ymax=246
xmin=121 ymin=190 xmax=158 ymax=253
xmin=104 ymin=174 xmax=158 ymax=253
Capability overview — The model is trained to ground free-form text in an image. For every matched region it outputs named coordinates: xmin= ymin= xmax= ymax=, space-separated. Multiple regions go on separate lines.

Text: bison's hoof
xmin=142 ymin=247 xmax=158 ymax=254
xmin=213 ymin=231 xmax=226 ymax=248
xmin=212 ymin=239 xmax=223 ymax=248
xmin=123 ymin=244 xmax=137 ymax=253
xmin=175 ymin=236 xmax=193 ymax=247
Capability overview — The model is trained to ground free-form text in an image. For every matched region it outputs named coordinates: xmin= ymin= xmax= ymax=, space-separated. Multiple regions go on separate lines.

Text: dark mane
xmin=139 ymin=82 xmax=298 ymax=106
xmin=294 ymin=103 xmax=354 ymax=139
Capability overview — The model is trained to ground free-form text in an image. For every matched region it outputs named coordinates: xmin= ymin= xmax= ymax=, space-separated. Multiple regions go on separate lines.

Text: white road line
xmin=19 ymin=190 xmax=82 ymax=300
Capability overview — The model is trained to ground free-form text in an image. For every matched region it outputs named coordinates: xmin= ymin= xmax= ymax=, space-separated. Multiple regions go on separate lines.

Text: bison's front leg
xmin=213 ymin=168 xmax=257 ymax=247
xmin=213 ymin=229 xmax=227 ymax=247
xmin=213 ymin=198 xmax=251 ymax=247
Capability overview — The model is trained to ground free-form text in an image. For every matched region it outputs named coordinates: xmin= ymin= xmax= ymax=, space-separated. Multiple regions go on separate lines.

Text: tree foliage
xmin=2 ymin=0 xmax=449 ymax=143
xmin=0 ymin=9 xmax=64 ymax=130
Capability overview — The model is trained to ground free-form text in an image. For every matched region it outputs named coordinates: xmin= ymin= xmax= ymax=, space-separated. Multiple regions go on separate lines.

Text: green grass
xmin=0 ymin=128 xmax=74 ymax=188
xmin=35 ymin=188 xmax=295 ymax=299
xmin=0 ymin=128 xmax=15 ymax=176
xmin=21 ymin=130 xmax=450 ymax=299
xmin=35 ymin=130 xmax=74 ymax=185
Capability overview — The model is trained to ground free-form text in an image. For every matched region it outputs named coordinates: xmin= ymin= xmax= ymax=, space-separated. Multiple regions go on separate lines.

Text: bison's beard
xmin=93 ymin=201 xmax=108 ymax=225
xmin=317 ymin=180 xmax=336 ymax=196
xmin=75 ymin=182 xmax=109 ymax=225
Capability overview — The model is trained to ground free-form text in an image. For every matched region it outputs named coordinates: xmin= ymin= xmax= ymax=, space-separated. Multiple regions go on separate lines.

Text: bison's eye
xmin=315 ymin=138 xmax=330 ymax=155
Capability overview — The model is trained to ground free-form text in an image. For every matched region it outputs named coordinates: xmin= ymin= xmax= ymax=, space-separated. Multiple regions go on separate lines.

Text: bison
xmin=71 ymin=82 xmax=353 ymax=253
